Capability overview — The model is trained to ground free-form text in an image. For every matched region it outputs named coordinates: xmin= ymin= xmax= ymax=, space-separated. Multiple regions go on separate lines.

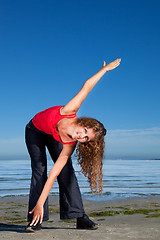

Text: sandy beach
xmin=0 ymin=195 xmax=160 ymax=240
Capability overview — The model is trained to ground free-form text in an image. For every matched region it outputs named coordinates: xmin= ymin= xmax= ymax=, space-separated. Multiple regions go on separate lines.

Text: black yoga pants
xmin=25 ymin=120 xmax=85 ymax=221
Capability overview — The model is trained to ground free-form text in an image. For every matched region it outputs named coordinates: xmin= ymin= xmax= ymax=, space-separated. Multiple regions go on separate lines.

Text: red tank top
xmin=32 ymin=105 xmax=77 ymax=145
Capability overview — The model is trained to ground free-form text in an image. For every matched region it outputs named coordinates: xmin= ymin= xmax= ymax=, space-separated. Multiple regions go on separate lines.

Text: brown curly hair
xmin=75 ymin=117 xmax=106 ymax=194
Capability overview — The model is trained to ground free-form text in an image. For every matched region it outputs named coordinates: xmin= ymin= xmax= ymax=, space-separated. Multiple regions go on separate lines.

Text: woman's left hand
xmin=29 ymin=203 xmax=44 ymax=226
xmin=103 ymin=59 xmax=121 ymax=71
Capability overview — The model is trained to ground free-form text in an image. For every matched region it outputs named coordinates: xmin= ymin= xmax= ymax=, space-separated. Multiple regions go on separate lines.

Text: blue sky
xmin=0 ymin=0 xmax=160 ymax=159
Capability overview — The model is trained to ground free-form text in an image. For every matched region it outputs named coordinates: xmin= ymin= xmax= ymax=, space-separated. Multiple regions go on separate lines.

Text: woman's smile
xmin=72 ymin=126 xmax=96 ymax=143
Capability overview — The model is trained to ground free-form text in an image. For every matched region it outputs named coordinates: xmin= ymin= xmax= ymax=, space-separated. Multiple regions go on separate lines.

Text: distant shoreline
xmin=1 ymin=193 xmax=160 ymax=202
xmin=1 ymin=157 xmax=160 ymax=160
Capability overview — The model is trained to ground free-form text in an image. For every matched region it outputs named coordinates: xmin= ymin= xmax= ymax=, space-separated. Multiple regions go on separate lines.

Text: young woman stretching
xmin=25 ymin=58 xmax=121 ymax=232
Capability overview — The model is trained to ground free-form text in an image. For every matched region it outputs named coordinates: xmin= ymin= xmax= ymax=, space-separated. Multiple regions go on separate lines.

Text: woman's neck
xmin=57 ymin=118 xmax=77 ymax=142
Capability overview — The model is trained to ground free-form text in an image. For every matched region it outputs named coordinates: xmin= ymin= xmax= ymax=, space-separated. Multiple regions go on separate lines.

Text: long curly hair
xmin=76 ymin=117 xmax=106 ymax=194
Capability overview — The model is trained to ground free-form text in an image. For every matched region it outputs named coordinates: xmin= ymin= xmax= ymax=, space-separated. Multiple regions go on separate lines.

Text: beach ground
xmin=0 ymin=195 xmax=160 ymax=240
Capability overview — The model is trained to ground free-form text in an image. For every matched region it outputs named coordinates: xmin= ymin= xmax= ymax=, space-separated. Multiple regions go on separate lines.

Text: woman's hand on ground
xmin=29 ymin=203 xmax=44 ymax=226
xmin=103 ymin=58 xmax=121 ymax=71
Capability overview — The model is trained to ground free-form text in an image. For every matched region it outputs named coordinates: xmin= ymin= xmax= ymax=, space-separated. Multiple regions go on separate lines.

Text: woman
xmin=25 ymin=58 xmax=121 ymax=232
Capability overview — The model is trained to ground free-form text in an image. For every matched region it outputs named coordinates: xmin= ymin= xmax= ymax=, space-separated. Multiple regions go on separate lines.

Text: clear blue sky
xmin=0 ymin=0 xmax=160 ymax=159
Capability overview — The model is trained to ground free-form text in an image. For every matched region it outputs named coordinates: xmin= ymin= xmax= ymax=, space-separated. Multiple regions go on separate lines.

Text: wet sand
xmin=0 ymin=195 xmax=160 ymax=240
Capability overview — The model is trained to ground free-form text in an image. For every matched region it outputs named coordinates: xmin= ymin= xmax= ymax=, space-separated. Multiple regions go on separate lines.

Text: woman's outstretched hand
xmin=103 ymin=58 xmax=121 ymax=72
xmin=29 ymin=203 xmax=44 ymax=226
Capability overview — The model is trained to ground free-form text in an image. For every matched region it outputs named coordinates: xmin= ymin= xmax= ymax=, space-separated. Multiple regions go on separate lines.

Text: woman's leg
xmin=46 ymin=136 xmax=85 ymax=219
xmin=25 ymin=122 xmax=49 ymax=222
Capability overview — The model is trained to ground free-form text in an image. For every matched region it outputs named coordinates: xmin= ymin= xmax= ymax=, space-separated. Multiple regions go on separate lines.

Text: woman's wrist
xmin=101 ymin=66 xmax=108 ymax=74
xmin=37 ymin=199 xmax=44 ymax=207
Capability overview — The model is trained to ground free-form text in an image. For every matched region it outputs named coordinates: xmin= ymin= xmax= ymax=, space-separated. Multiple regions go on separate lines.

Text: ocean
xmin=0 ymin=159 xmax=160 ymax=201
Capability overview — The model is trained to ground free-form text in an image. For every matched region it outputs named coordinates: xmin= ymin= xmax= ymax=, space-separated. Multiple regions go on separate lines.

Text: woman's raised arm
xmin=61 ymin=58 xmax=121 ymax=115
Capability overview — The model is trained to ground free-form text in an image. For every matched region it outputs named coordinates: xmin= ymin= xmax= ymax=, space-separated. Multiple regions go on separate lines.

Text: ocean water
xmin=0 ymin=159 xmax=160 ymax=201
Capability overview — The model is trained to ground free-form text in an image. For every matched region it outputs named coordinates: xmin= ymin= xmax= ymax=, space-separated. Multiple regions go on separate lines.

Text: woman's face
xmin=72 ymin=125 xmax=96 ymax=143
